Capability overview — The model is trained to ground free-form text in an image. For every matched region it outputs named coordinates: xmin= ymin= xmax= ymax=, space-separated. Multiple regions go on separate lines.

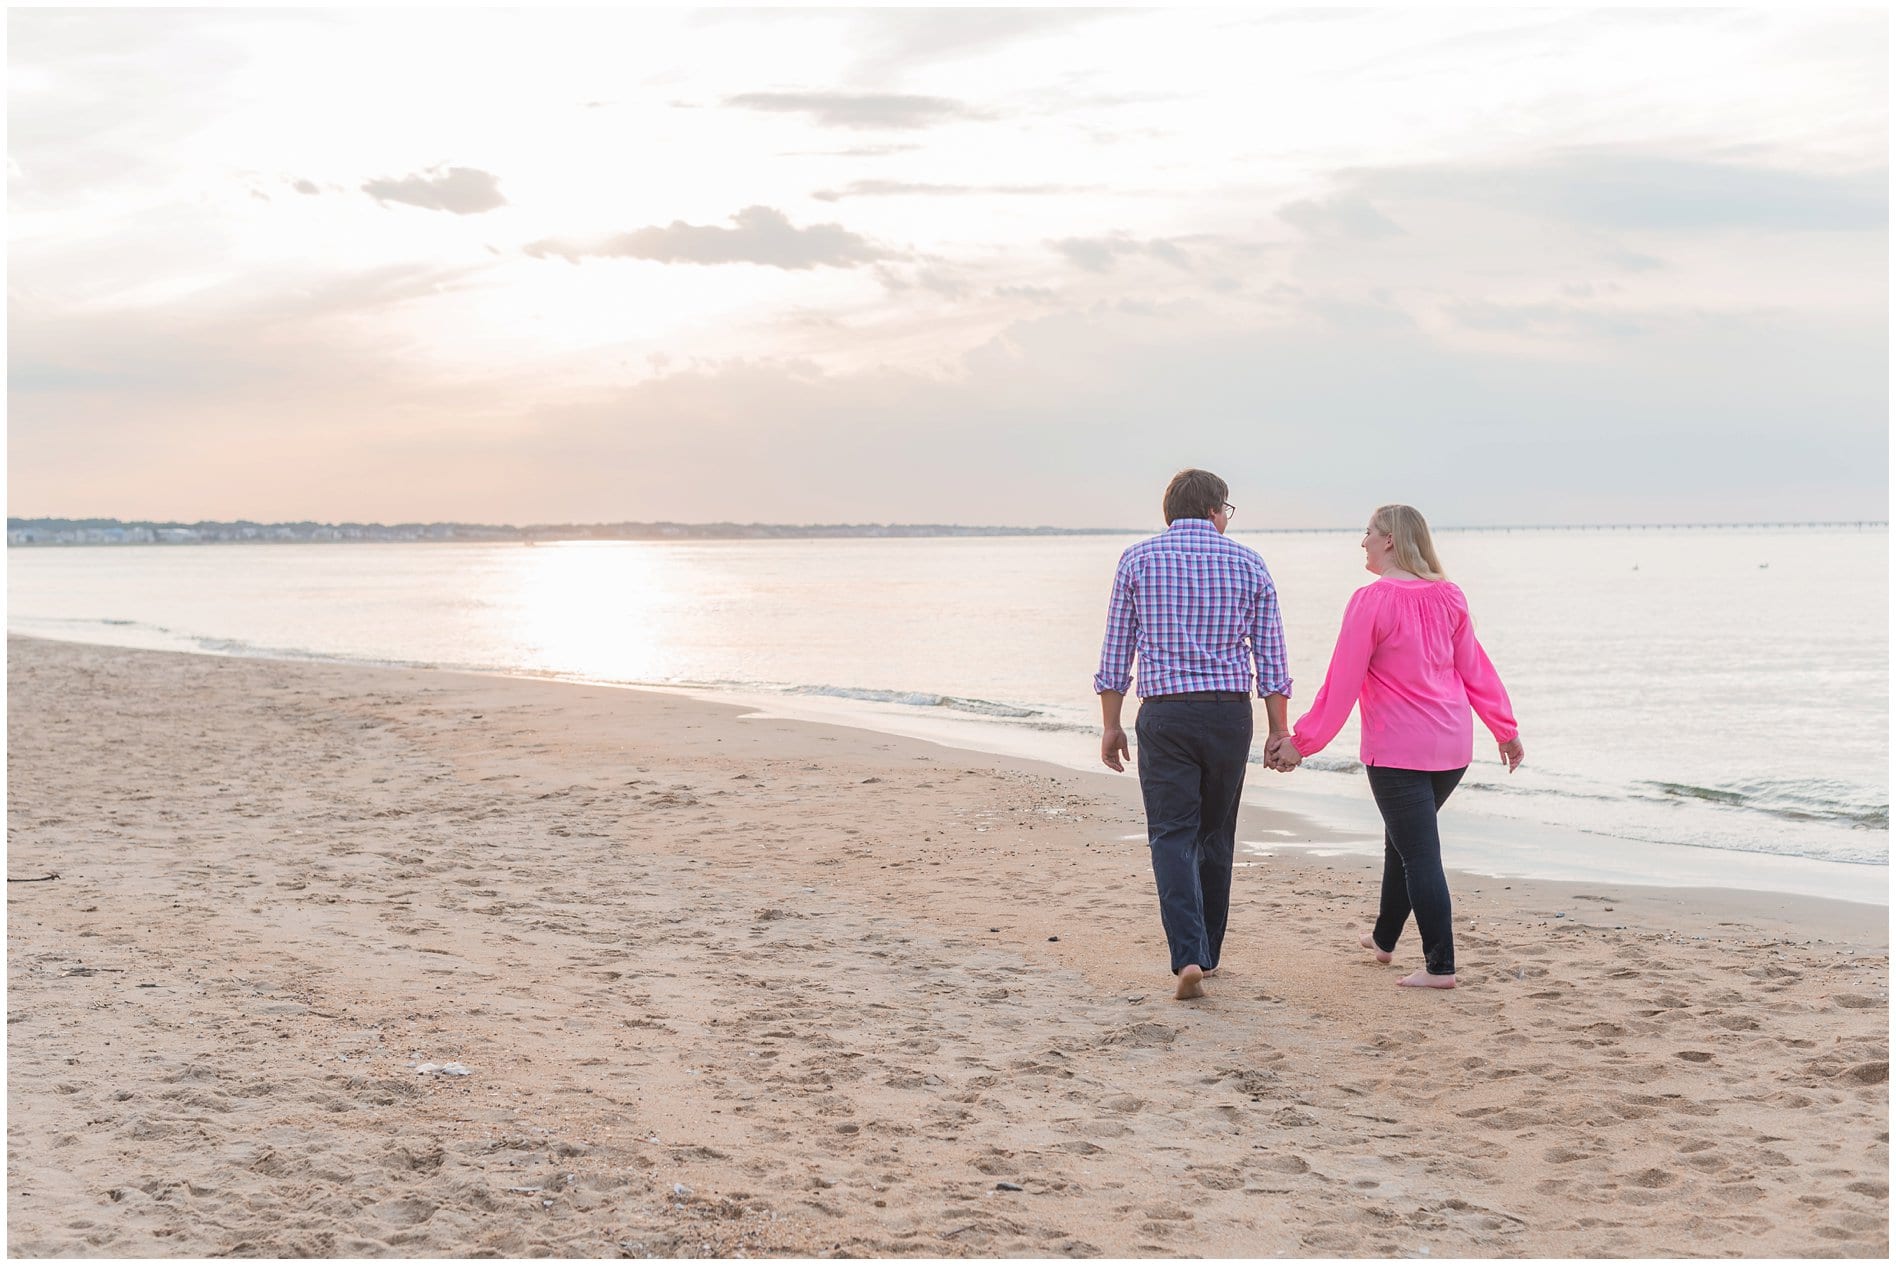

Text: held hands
xmin=1498 ymin=736 xmax=1525 ymax=773
xmin=1264 ymin=733 xmax=1301 ymax=773
xmin=1101 ymin=725 xmax=1129 ymax=772
xmin=1260 ymin=733 xmax=1518 ymax=773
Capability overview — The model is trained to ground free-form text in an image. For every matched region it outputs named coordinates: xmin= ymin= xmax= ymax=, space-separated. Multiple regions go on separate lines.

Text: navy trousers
xmin=1134 ymin=699 xmax=1253 ymax=975
xmin=1365 ymin=765 xmax=1466 ymax=976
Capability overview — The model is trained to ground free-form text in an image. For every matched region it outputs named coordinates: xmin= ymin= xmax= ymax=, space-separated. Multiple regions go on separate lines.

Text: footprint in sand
xmin=1627 ymin=1167 xmax=1679 ymax=1189
xmin=1831 ymin=994 xmax=1883 ymax=1009
xmin=1836 ymin=1060 xmax=1888 ymax=1085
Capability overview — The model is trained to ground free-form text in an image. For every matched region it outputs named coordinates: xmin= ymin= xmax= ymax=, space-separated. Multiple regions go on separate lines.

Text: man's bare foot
xmin=1359 ymin=932 xmax=1393 ymax=965
xmin=1203 ymin=966 xmax=1220 ymax=978
xmin=1174 ymin=965 xmax=1206 ymax=1000
xmin=1396 ymin=969 xmax=1456 ymax=989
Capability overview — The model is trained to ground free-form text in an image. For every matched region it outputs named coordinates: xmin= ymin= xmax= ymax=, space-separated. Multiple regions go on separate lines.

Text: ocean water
xmin=7 ymin=528 xmax=1887 ymax=898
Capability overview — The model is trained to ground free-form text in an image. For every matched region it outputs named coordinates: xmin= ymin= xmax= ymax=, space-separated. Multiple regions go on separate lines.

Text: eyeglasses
xmin=1221 ymin=502 xmax=1236 ymax=518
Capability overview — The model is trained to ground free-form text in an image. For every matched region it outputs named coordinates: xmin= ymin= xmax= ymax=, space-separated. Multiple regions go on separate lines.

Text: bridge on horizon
xmin=1260 ymin=520 xmax=1888 ymax=534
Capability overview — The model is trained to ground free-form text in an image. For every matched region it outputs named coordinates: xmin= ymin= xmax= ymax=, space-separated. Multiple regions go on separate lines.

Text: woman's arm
xmin=1451 ymin=590 xmax=1518 ymax=746
xmin=1289 ymin=588 xmax=1377 ymax=758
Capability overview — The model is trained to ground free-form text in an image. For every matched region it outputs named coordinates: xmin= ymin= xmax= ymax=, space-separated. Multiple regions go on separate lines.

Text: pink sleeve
xmin=1451 ymin=588 xmax=1518 ymax=743
xmin=1290 ymin=588 xmax=1376 ymax=758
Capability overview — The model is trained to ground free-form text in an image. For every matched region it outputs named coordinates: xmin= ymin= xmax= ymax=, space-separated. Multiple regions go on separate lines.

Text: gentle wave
xmin=1570 ymin=824 xmax=1891 ymax=867
xmin=16 ymin=617 xmax=451 ymax=675
xmin=785 ymin=684 xmax=1042 ymax=719
xmin=1637 ymin=779 xmax=1889 ymax=831
xmin=190 ymin=636 xmax=362 ymax=663
xmin=1294 ymin=744 xmax=1885 ymax=836
xmin=18 ymin=614 xmax=173 ymax=633
xmin=16 ymin=622 xmax=1040 ymax=722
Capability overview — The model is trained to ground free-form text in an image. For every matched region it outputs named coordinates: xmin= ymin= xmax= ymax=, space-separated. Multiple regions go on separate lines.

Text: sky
xmin=6 ymin=5 xmax=1888 ymax=528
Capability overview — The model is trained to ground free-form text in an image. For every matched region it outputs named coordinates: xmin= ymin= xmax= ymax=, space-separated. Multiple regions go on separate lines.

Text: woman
xmin=1268 ymin=505 xmax=1522 ymax=989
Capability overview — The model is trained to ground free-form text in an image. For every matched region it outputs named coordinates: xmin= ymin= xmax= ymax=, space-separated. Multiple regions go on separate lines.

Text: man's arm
xmin=1261 ymin=691 xmax=1288 ymax=739
xmin=1261 ymin=692 xmax=1296 ymax=768
xmin=1251 ymin=568 xmax=1294 ymax=764
xmin=1253 ymin=571 xmax=1293 ymax=733
xmin=1094 ymin=553 xmax=1139 ymax=771
xmin=1100 ymin=690 xmax=1129 ymax=771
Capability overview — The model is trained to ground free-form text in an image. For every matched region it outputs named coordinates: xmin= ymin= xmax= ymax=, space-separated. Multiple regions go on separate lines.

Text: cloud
xmin=11 ymin=268 xmax=1886 ymax=525
xmin=291 ymin=178 xmax=320 ymax=195
xmin=783 ymin=144 xmax=925 ymax=159
xmin=1278 ymin=193 xmax=1404 ymax=240
xmin=1144 ymin=239 xmax=1191 ymax=270
xmin=873 ymin=264 xmax=969 ymax=298
xmin=525 ymin=206 xmax=895 ymax=270
xmin=846 ymin=8 xmax=1115 ymax=68
xmin=461 ymin=297 xmax=1887 ymax=528
xmin=9 ymin=261 xmax=486 ymax=400
xmin=1054 ymin=238 xmax=1123 ymax=273
xmin=995 ymin=284 xmax=1060 ymax=303
xmin=1445 ymin=299 xmax=1645 ymax=339
xmin=6 ymin=9 xmax=258 ymax=203
xmin=362 ymin=165 xmax=507 ymax=215
xmin=1346 ymin=150 xmax=1886 ymax=233
xmin=1052 ymin=235 xmax=1198 ymax=274
xmin=265 ymin=262 xmax=488 ymax=325
xmin=1304 ymin=295 xmax=1418 ymax=333
xmin=812 ymin=180 xmax=1077 ymax=202
xmin=1601 ymin=246 xmax=1666 ymax=272
xmin=725 ymin=92 xmax=972 ymax=130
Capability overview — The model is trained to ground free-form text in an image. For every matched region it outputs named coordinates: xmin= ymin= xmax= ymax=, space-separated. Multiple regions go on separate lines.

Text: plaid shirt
xmin=1093 ymin=518 xmax=1293 ymax=699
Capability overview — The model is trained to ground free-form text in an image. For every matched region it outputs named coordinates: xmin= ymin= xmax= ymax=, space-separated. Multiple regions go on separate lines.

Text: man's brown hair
xmin=1162 ymin=469 xmax=1229 ymax=524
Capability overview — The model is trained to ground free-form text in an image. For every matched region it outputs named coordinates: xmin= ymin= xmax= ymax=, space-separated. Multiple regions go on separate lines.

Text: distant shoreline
xmin=7 ymin=517 xmax=1887 ymax=546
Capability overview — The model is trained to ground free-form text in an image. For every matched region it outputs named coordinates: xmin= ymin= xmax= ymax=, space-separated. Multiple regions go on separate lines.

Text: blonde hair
xmin=1371 ymin=504 xmax=1446 ymax=580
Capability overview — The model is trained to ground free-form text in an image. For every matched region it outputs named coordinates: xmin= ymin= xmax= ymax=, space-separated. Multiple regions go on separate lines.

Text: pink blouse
xmin=1290 ymin=577 xmax=1518 ymax=771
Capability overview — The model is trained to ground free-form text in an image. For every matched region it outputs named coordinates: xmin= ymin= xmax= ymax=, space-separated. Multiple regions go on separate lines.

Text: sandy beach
xmin=5 ymin=634 xmax=1887 ymax=1257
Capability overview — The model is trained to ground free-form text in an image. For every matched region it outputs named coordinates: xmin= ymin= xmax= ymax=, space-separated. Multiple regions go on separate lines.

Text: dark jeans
xmin=1134 ymin=699 xmax=1252 ymax=975
xmin=1365 ymin=765 xmax=1466 ymax=976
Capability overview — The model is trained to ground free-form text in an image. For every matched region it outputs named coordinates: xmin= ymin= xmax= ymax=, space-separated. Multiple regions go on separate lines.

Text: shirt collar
xmin=1166 ymin=518 xmax=1220 ymax=534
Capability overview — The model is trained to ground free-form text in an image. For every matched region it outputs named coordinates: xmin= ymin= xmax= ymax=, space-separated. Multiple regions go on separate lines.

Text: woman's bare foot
xmin=1396 ymin=969 xmax=1456 ymax=989
xmin=1359 ymin=932 xmax=1393 ymax=965
xmin=1174 ymin=965 xmax=1206 ymax=1000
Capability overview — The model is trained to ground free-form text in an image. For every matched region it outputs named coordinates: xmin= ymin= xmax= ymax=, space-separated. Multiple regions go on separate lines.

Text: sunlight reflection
xmin=496 ymin=541 xmax=691 ymax=683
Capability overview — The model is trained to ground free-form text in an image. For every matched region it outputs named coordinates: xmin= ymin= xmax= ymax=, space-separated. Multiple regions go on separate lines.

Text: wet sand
xmin=6 ymin=635 xmax=1888 ymax=1257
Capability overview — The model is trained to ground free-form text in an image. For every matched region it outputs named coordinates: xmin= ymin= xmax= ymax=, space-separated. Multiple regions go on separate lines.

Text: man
xmin=1094 ymin=468 xmax=1292 ymax=1000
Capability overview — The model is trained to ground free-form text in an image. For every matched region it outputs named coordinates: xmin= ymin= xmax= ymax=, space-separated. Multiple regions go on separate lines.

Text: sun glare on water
xmin=497 ymin=541 xmax=694 ymax=684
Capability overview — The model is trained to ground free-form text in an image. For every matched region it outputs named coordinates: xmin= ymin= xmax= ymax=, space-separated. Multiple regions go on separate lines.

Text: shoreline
xmin=638 ymin=681 xmax=1892 ymax=912
xmin=7 ymin=634 xmax=1887 ymax=1256
xmin=10 ymin=627 xmax=1889 ymax=913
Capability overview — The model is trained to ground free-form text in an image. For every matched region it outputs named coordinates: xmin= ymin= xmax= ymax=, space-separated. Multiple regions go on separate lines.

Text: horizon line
xmin=7 ymin=515 xmax=1888 ymax=535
